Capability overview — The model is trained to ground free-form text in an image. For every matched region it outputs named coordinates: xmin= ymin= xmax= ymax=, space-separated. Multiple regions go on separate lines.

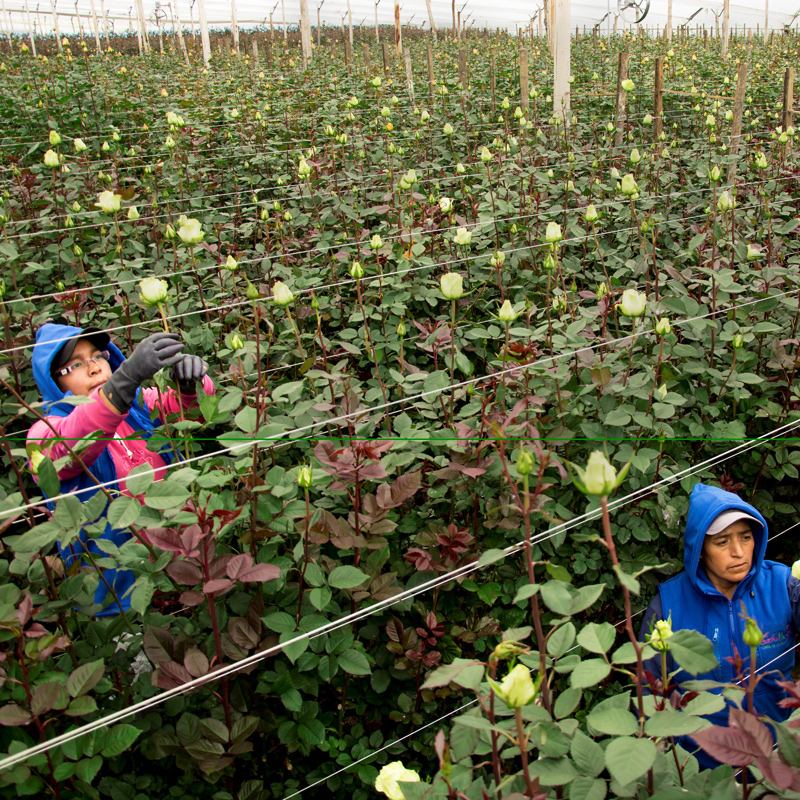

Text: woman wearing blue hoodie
xmin=28 ymin=323 xmax=215 ymax=616
xmin=639 ymin=483 xmax=800 ymax=769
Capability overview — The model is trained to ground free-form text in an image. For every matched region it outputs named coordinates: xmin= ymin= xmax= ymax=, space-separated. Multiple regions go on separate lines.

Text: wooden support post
xmin=382 ymin=40 xmax=390 ymax=72
xmin=394 ymin=0 xmax=401 ymax=55
xmin=344 ymin=36 xmax=352 ymax=73
xmin=252 ymin=38 xmax=259 ymax=62
xmin=727 ymin=62 xmax=748 ymax=183
xmin=299 ymin=0 xmax=311 ymax=68
xmin=231 ymin=0 xmax=239 ymax=54
xmin=427 ymin=42 xmax=434 ymax=99
xmin=404 ymin=46 xmax=414 ymax=101
xmin=520 ymin=48 xmax=529 ymax=110
xmin=721 ymin=0 xmax=729 ymax=56
xmin=197 ymin=0 xmax=211 ymax=67
xmin=363 ymin=41 xmax=371 ymax=72
xmin=614 ymin=50 xmax=629 ymax=149
xmin=490 ymin=54 xmax=496 ymax=113
xmin=783 ymin=67 xmax=794 ymax=155
xmin=552 ymin=0 xmax=571 ymax=119
xmin=458 ymin=48 xmax=467 ymax=87
xmin=654 ymin=56 xmax=663 ymax=144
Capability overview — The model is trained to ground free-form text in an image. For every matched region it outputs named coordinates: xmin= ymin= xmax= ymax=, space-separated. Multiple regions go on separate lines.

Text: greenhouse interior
xmin=2 ymin=0 xmax=800 ymax=798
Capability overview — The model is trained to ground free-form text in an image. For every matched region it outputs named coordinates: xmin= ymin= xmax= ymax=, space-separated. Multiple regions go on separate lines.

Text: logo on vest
xmin=761 ymin=626 xmax=790 ymax=649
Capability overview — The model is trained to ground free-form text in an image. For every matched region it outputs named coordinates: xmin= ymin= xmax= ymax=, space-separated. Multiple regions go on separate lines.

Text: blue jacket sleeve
xmin=787 ymin=575 xmax=800 ymax=633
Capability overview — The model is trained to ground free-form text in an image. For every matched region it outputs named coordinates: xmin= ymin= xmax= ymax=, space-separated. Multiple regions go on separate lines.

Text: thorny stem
xmin=599 ymin=496 xmax=646 ymax=728
xmin=296 ymin=486 xmax=311 ymax=624
xmin=448 ymin=299 xmax=457 ymax=429
xmin=514 ymin=707 xmax=539 ymax=800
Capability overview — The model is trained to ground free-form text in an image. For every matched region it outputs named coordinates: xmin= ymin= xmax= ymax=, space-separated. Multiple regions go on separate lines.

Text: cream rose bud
xmin=610 ymin=167 xmax=621 ymax=180
xmin=545 ymin=221 xmax=563 ymax=243
xmin=455 ymin=163 xmax=465 ymax=174
xmin=43 ymin=149 xmax=60 ymax=168
xmin=443 ymin=122 xmax=454 ymax=136
xmin=717 ymin=190 xmax=735 ymax=212
xmin=49 ymin=130 xmax=61 ymax=146
xmin=490 ymin=251 xmax=505 ymax=268
xmin=643 ymin=113 xmax=653 ymax=125
xmin=480 ymin=146 xmax=493 ymax=163
xmin=708 ymin=164 xmax=721 ymax=183
xmin=755 ymin=152 xmax=768 ymax=169
xmin=272 ymin=280 xmax=294 ymax=306
xmin=374 ymin=762 xmax=421 ymax=800
xmin=96 ymin=190 xmax=122 ymax=213
xmin=731 ymin=333 xmax=744 ymax=349
xmin=178 ymin=217 xmax=204 ymax=244
xmin=620 ymin=173 xmax=639 ymax=196
xmin=138 ymin=277 xmax=169 ymax=307
xmin=296 ymin=465 xmax=313 ymax=488
xmin=454 ymin=227 xmax=471 ymax=246
xmin=73 ymin=137 xmax=87 ymax=153
xmin=617 ymin=288 xmax=647 ymax=317
xmin=440 ymin=272 xmax=464 ymax=300
xmin=370 ymin=234 xmax=384 ymax=250
xmin=654 ymin=317 xmax=671 ymax=336
xmin=630 ymin=148 xmax=641 ymax=164
xmin=127 ymin=206 xmax=140 ymax=221
xmin=585 ymin=204 xmax=599 ymax=223
xmin=489 ymin=663 xmax=537 ymax=708
xmin=705 ymin=114 xmax=716 ymax=128
xmin=297 ymin=158 xmax=311 ymax=177
xmin=655 ymin=382 xmax=668 ymax=401
xmin=746 ymin=243 xmax=762 ymax=260
xmin=223 ymin=254 xmax=238 ymax=271
xmin=438 ymin=197 xmax=453 ymax=214
xmin=621 ymin=78 xmax=634 ymax=92
xmin=230 ymin=333 xmax=245 ymax=351
xmin=29 ymin=449 xmax=45 ymax=475
xmin=581 ymin=450 xmax=619 ymax=496
xmin=648 ymin=616 xmax=673 ymax=651
xmin=349 ymin=260 xmax=364 ymax=279
xmin=498 ymin=300 xmax=517 ymax=324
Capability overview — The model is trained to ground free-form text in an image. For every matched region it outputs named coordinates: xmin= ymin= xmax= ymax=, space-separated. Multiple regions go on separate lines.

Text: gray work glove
xmin=172 ymin=354 xmax=209 ymax=394
xmin=102 ymin=332 xmax=185 ymax=413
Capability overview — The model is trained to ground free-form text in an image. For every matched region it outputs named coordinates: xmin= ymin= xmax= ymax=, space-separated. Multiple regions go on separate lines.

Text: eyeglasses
xmin=54 ymin=350 xmax=110 ymax=378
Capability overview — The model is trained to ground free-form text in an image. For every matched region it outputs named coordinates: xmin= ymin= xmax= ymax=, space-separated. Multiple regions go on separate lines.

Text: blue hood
xmin=684 ymin=483 xmax=768 ymax=595
xmin=32 ymin=323 xmax=127 ymax=417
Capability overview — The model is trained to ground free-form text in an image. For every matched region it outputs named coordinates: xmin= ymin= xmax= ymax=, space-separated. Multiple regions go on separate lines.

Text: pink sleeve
xmin=27 ymin=390 xmax=127 ymax=480
xmin=141 ymin=375 xmax=216 ymax=421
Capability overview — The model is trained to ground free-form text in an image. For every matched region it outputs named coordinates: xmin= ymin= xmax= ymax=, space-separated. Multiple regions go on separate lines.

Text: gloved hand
xmin=172 ymin=354 xmax=209 ymax=394
xmin=101 ymin=332 xmax=185 ymax=413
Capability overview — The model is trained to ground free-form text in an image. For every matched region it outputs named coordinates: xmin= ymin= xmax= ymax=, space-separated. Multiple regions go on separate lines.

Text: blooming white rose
xmin=454 ymin=228 xmax=472 ymax=247
xmin=96 ymin=190 xmax=122 ymax=213
xmin=617 ymin=288 xmax=647 ymax=318
xmin=545 ymin=221 xmax=563 ymax=243
xmin=438 ymin=197 xmax=453 ymax=214
xmin=375 ymin=762 xmax=421 ymax=800
xmin=43 ymin=149 xmax=60 ymax=168
xmin=138 ymin=277 xmax=169 ymax=307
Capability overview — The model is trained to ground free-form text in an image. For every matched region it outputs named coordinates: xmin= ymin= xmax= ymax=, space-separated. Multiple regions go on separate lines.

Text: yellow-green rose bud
xmin=654 ymin=317 xmax=671 ymax=336
xmin=743 ymin=617 xmax=763 ymax=648
xmin=178 ymin=217 xmax=204 ymax=244
xmin=621 ymin=78 xmax=634 ymax=92
xmin=620 ymin=173 xmax=639 ymax=196
xmin=297 ymin=465 xmax=313 ymax=488
xmin=272 ymin=281 xmax=294 ymax=306
xmin=731 ymin=333 xmax=744 ymax=349
xmin=230 ymin=333 xmax=245 ymax=351
xmin=443 ymin=122 xmax=454 ymax=136
xmin=585 ymin=204 xmax=599 ymax=223
xmin=617 ymin=288 xmax=647 ymax=318
xmin=545 ymin=221 xmax=563 ymax=243
xmin=454 ymin=227 xmax=472 ymax=246
xmin=575 ymin=450 xmax=623 ymax=497
xmin=127 ymin=206 xmax=140 ymax=221
xmin=43 ymin=149 xmax=60 ymax=168
xmin=138 ymin=277 xmax=169 ymax=307
xmin=647 ymin=616 xmax=673 ymax=652
xmin=374 ymin=762 xmax=421 ymax=800
xmin=488 ymin=663 xmax=537 ymax=708
xmin=349 ymin=261 xmax=364 ymax=279
xmin=516 ymin=447 xmax=534 ymax=474
xmin=96 ymin=190 xmax=122 ymax=213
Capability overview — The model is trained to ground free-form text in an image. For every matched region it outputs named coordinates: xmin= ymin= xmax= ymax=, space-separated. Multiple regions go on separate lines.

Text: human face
xmin=699 ymin=520 xmax=755 ymax=600
xmin=54 ymin=338 xmax=112 ymax=397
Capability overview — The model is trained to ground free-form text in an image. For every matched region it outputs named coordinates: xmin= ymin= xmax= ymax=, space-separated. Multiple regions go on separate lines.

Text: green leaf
xmin=130 ymin=575 xmax=155 ymax=615
xmin=262 ymin=612 xmax=296 ymax=633
xmin=612 ymin=565 xmax=640 ymax=595
xmin=568 ymin=776 xmax=607 ymax=800
xmin=37 ymin=456 xmax=61 ymax=498
xmin=101 ymin=724 xmax=141 ymax=757
xmin=571 ymin=583 xmax=605 ymax=614
xmin=143 ymin=481 xmax=191 ymax=511
xmin=337 ymin=649 xmax=372 ymax=676
xmin=309 ymin=587 xmax=332 ymax=610
xmin=279 ymin=632 xmax=308 ymax=664
xmin=604 ymin=409 xmax=632 ymax=427
xmin=125 ymin=464 xmax=154 ymax=496
xmin=586 ymin=707 xmax=639 ymax=736
xmin=421 ymin=659 xmax=484 ymax=691
xmin=540 ymin=580 xmax=573 ymax=616
xmin=328 ymin=565 xmax=370 ymax=590
xmin=571 ymin=729 xmax=605 ymax=777
xmin=604 ymin=737 xmax=656 ymax=787
xmin=554 ymin=686 xmax=581 ymax=720
xmin=12 ymin=522 xmax=60 ymax=553
xmin=570 ymin=658 xmax=611 ymax=689
xmin=644 ymin=711 xmax=710 ymax=738
xmin=234 ymin=406 xmax=258 ymax=434
xmin=514 ymin=584 xmax=540 ymax=604
xmin=65 ymin=696 xmax=98 ymax=717
xmin=668 ymin=629 xmax=718 ymax=675
xmin=422 ymin=370 xmax=450 ymax=398
xmin=683 ymin=691 xmax=726 ymax=717
xmin=53 ymin=496 xmax=86 ymax=529
xmin=577 ymin=622 xmax=616 ymax=654
xmin=107 ymin=496 xmax=141 ymax=529
xmin=67 ymin=659 xmax=105 ymax=698
xmin=547 ymin=622 xmax=576 ymax=658
xmin=530 ymin=756 xmax=577 ymax=786
xmin=545 ymin=562 xmax=572 ymax=583
xmin=75 ymin=755 xmax=103 ymax=784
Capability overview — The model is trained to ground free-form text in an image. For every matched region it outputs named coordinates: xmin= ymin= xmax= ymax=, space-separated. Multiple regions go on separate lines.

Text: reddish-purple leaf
xmin=692 ymin=725 xmax=759 ymax=766
xmin=757 ymin=756 xmax=797 ymax=790
xmin=208 ymin=554 xmax=236 ymax=580
xmin=730 ymin=708 xmax=774 ymax=758
xmin=203 ymin=579 xmax=234 ymax=595
xmin=24 ymin=623 xmax=48 ymax=639
xmin=0 ymin=704 xmax=31 ymax=727
xmin=228 ymin=618 xmax=259 ymax=650
xmin=17 ymin=594 xmax=32 ymax=627
xmin=184 ymin=648 xmax=209 ymax=678
xmin=180 ymin=524 xmax=204 ymax=558
xmin=154 ymin=661 xmax=193 ymax=691
xmin=376 ymin=472 xmax=421 ymax=509
xmin=143 ymin=626 xmax=175 ymax=663
xmin=146 ymin=528 xmax=183 ymax=553
xmin=166 ymin=560 xmax=203 ymax=586
xmin=179 ymin=590 xmax=205 ymax=607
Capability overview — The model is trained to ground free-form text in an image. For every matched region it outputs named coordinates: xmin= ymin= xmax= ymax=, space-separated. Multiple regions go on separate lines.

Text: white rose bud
xmin=272 ymin=281 xmax=294 ymax=306
xmin=96 ymin=190 xmax=122 ymax=213
xmin=440 ymin=272 xmax=464 ymax=300
xmin=138 ymin=277 xmax=169 ymax=307
xmin=375 ymin=762 xmax=421 ymax=800
xmin=43 ymin=149 xmax=60 ymax=168
xmin=545 ymin=221 xmax=563 ymax=243
xmin=454 ymin=227 xmax=472 ymax=246
xmin=498 ymin=300 xmax=517 ymax=323
xmin=617 ymin=288 xmax=647 ymax=318
xmin=488 ymin=664 xmax=537 ymax=708
xmin=178 ymin=217 xmax=204 ymax=244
